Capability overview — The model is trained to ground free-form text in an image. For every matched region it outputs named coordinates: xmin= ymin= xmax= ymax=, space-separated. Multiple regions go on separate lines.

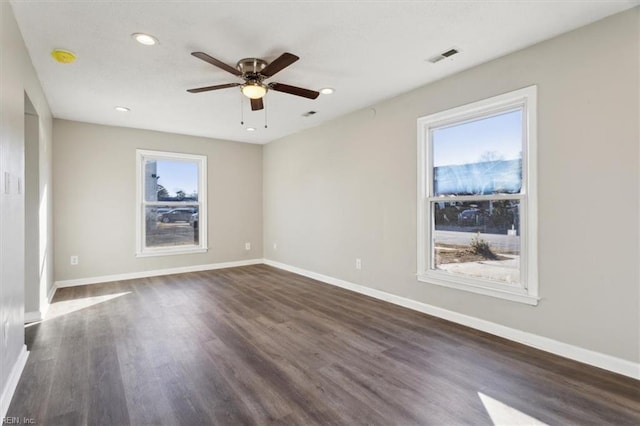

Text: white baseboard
xmin=24 ymin=311 xmax=42 ymax=324
xmin=0 ymin=345 xmax=29 ymax=420
xmin=264 ymin=259 xmax=640 ymax=380
xmin=23 ymin=283 xmax=57 ymax=324
xmin=47 ymin=283 xmax=57 ymax=304
xmin=42 ymin=283 xmax=57 ymax=317
xmin=54 ymin=258 xmax=264 ymax=288
xmin=25 ymin=283 xmax=57 ymax=324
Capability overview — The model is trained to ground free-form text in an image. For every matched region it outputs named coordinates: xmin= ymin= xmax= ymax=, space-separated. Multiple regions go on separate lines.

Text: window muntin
xmin=417 ymin=86 xmax=537 ymax=305
xmin=136 ymin=150 xmax=207 ymax=256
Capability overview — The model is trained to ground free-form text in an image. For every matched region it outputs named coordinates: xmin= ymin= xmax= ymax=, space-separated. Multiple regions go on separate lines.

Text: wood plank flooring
xmin=7 ymin=265 xmax=640 ymax=425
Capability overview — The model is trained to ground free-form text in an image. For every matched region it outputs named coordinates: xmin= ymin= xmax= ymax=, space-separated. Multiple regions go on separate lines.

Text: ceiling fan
xmin=187 ymin=51 xmax=319 ymax=111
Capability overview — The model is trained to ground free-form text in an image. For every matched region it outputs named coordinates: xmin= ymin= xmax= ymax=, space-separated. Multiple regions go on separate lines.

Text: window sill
xmin=417 ymin=272 xmax=539 ymax=306
xmin=136 ymin=247 xmax=208 ymax=258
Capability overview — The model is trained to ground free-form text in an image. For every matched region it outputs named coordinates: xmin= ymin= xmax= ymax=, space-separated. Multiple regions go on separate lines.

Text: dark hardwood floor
xmin=7 ymin=265 xmax=640 ymax=425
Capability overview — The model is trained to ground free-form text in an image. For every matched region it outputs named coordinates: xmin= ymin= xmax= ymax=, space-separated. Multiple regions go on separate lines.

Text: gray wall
xmin=1 ymin=1 xmax=53 ymax=411
xmin=53 ymin=120 xmax=263 ymax=282
xmin=264 ymin=9 xmax=639 ymax=363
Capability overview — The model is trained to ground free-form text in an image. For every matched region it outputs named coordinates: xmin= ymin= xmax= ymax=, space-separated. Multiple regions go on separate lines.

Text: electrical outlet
xmin=70 ymin=255 xmax=79 ymax=265
xmin=245 ymin=242 xmax=251 ymax=251
xmin=355 ymin=258 xmax=362 ymax=270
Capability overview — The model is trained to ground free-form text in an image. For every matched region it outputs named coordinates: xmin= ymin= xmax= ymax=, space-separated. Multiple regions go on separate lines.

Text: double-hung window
xmin=136 ymin=149 xmax=207 ymax=256
xmin=417 ymin=86 xmax=538 ymax=305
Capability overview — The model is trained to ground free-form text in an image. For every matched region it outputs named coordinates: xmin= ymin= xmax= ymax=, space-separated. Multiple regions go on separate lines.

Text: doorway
xmin=24 ymin=93 xmax=40 ymax=322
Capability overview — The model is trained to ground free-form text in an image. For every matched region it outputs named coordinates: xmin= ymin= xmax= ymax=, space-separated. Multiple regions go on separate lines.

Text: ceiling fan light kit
xmin=187 ymin=51 xmax=320 ymax=113
xmin=241 ymin=82 xmax=267 ymax=99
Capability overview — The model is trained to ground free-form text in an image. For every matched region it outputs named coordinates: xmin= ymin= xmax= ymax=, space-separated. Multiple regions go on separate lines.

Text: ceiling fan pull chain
xmin=240 ymin=96 xmax=244 ymax=125
xmin=264 ymin=99 xmax=268 ymax=129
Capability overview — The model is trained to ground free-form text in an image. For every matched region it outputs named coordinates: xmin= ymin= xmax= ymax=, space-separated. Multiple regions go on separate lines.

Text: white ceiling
xmin=10 ymin=0 xmax=639 ymax=144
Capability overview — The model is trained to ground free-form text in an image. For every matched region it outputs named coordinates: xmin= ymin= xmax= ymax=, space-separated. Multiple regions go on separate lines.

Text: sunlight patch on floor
xmin=26 ymin=292 xmax=131 ymax=326
xmin=478 ymin=392 xmax=548 ymax=426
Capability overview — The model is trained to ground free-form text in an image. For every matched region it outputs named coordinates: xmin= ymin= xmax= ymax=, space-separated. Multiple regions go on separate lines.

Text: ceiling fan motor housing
xmin=237 ymin=58 xmax=267 ymax=79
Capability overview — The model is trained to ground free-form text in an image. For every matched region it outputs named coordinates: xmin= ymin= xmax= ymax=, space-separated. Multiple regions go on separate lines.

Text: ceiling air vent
xmin=428 ymin=48 xmax=460 ymax=64
xmin=302 ymin=111 xmax=317 ymax=117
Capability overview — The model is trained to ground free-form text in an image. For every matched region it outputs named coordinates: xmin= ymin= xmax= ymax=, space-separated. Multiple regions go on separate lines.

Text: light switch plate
xmin=4 ymin=172 xmax=10 ymax=194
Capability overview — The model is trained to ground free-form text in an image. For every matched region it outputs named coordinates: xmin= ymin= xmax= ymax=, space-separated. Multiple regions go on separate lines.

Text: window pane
xmin=145 ymin=206 xmax=199 ymax=248
xmin=145 ymin=160 xmax=199 ymax=202
xmin=432 ymin=200 xmax=520 ymax=284
xmin=432 ymin=109 xmax=522 ymax=196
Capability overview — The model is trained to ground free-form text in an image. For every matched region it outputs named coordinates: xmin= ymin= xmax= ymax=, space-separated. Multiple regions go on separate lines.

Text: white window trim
xmin=417 ymin=86 xmax=538 ymax=305
xmin=136 ymin=149 xmax=208 ymax=257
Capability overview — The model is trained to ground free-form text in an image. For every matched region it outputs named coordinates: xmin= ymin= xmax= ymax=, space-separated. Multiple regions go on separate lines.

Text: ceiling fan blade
xmin=191 ymin=52 xmax=242 ymax=76
xmin=187 ymin=83 xmax=240 ymax=93
xmin=250 ymin=97 xmax=264 ymax=111
xmin=261 ymin=53 xmax=299 ymax=78
xmin=269 ymin=82 xmax=320 ymax=99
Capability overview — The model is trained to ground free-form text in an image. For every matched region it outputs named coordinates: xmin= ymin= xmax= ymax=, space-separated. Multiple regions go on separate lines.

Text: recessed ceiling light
xmin=246 ymin=127 xmax=256 ymax=132
xmin=319 ymin=87 xmax=335 ymax=95
xmin=114 ymin=106 xmax=130 ymax=112
xmin=131 ymin=33 xmax=158 ymax=46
